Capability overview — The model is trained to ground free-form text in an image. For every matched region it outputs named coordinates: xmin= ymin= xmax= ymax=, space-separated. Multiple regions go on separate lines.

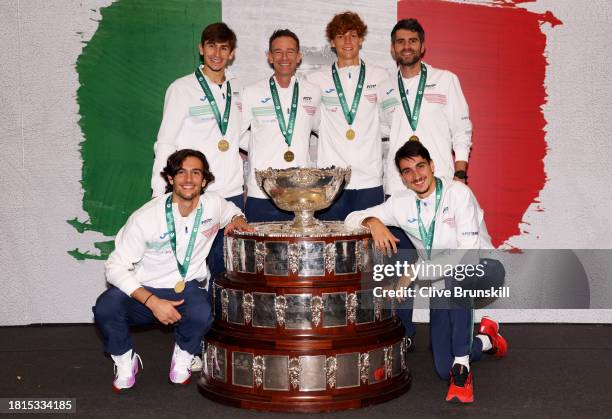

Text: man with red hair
xmin=307 ymin=11 xmax=389 ymax=220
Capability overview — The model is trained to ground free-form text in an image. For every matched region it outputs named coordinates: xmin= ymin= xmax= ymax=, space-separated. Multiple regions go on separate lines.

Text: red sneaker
xmin=445 ymin=364 xmax=474 ymax=403
xmin=479 ymin=316 xmax=508 ymax=358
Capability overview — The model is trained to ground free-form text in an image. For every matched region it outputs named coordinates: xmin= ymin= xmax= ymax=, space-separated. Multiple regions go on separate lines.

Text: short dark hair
xmin=391 ymin=18 xmax=425 ymax=43
xmin=161 ymin=149 xmax=215 ymax=194
xmin=201 ymin=22 xmax=237 ymax=51
xmin=269 ymin=29 xmax=300 ymax=51
xmin=394 ymin=141 xmax=432 ymax=170
xmin=326 ymin=11 xmax=368 ymax=41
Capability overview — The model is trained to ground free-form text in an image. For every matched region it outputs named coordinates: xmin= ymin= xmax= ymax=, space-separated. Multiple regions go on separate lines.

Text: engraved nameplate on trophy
xmin=232 ymin=351 xmax=254 ymax=388
xmin=227 ymin=289 xmax=244 ymax=325
xmin=284 ymin=294 xmax=312 ymax=329
xmin=263 ymin=355 xmax=289 ymax=391
xmin=264 ymin=242 xmax=288 ymax=276
xmin=368 ymin=348 xmax=386 ymax=384
xmin=336 ymin=352 xmax=360 ymax=389
xmin=237 ymin=239 xmax=256 ymax=273
xmin=335 ymin=240 xmax=357 ymax=274
xmin=252 ymin=292 xmax=276 ymax=328
xmin=299 ymin=355 xmax=326 ymax=391
xmin=356 ymin=290 xmax=375 ymax=324
xmin=298 ymin=241 xmax=326 ymax=276
xmin=322 ymin=292 xmax=347 ymax=327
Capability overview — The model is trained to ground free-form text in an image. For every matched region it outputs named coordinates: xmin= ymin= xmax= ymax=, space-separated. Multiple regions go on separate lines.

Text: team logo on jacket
xmin=200 ymin=96 xmax=208 ymax=102
xmin=324 ymin=88 xmax=335 ymax=94
xmin=443 ymin=217 xmax=455 ymax=228
xmin=424 ymin=93 xmax=447 ymax=104
xmin=201 ymin=223 xmax=220 ymax=238
xmin=260 ymin=97 xmax=272 ymax=103
xmin=386 ymin=88 xmax=395 ymax=95
xmin=364 ymin=93 xmax=377 ymax=103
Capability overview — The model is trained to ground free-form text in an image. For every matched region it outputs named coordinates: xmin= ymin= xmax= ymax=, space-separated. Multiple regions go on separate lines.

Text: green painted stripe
xmin=382 ymin=97 xmax=400 ymax=110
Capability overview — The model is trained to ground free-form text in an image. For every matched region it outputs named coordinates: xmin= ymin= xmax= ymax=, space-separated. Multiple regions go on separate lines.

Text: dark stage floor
xmin=1 ymin=323 xmax=611 ymax=418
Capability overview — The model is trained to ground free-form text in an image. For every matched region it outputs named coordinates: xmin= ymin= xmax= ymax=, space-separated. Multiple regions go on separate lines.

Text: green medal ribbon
xmin=269 ymin=77 xmax=299 ymax=147
xmin=195 ymin=68 xmax=232 ymax=136
xmin=331 ymin=60 xmax=366 ymax=126
xmin=164 ymin=195 xmax=203 ymax=279
xmin=397 ymin=63 xmax=427 ymax=132
xmin=415 ymin=177 xmax=443 ymax=260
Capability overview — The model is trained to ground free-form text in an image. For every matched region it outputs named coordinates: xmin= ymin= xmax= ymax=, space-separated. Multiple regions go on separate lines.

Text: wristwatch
xmin=454 ymin=170 xmax=468 ymax=180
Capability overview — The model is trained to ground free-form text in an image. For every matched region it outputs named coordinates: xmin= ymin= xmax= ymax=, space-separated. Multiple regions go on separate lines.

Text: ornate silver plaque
xmin=381 ymin=297 xmax=393 ymax=320
xmin=322 ymin=292 xmax=347 ymax=327
xmin=346 ymin=292 xmax=358 ymax=324
xmin=224 ymin=236 xmax=234 ymax=272
xmin=359 ymin=353 xmax=369 ymax=384
xmin=324 ymin=242 xmax=335 ymax=273
xmin=311 ymin=296 xmax=323 ymax=327
xmin=357 ymin=238 xmax=374 ymax=272
xmin=335 ymin=240 xmax=357 ymax=274
xmin=255 ymin=242 xmax=265 ymax=272
xmin=204 ymin=342 xmax=214 ymax=379
xmin=221 ymin=289 xmax=229 ymax=321
xmin=392 ymin=341 xmax=402 ymax=377
xmin=227 ymin=289 xmax=244 ymax=325
xmin=356 ymin=290 xmax=375 ymax=324
xmin=284 ymin=294 xmax=312 ymax=329
xmin=243 ymin=293 xmax=253 ymax=325
xmin=252 ymin=292 xmax=276 ymax=328
xmin=336 ymin=352 xmax=360 ymax=389
xmin=368 ymin=348 xmax=386 ymax=384
xmin=237 ymin=239 xmax=256 ymax=273
xmin=296 ymin=356 xmax=326 ymax=391
xmin=264 ymin=242 xmax=288 ymax=276
xmin=213 ymin=284 xmax=223 ymax=319
xmin=232 ymin=351 xmax=254 ymax=388
xmin=213 ymin=346 xmax=227 ymax=382
xmin=384 ymin=346 xmax=392 ymax=379
xmin=231 ymin=236 xmax=239 ymax=272
xmin=288 ymin=243 xmax=299 ymax=274
xmin=325 ymin=356 xmax=337 ymax=389
xmin=400 ymin=337 xmax=407 ymax=371
xmin=374 ymin=296 xmax=383 ymax=321
xmin=263 ymin=355 xmax=289 ymax=391
xmin=298 ymin=241 xmax=325 ymax=276
xmin=275 ymin=295 xmax=287 ymax=327
xmin=253 ymin=355 xmax=265 ymax=388
xmin=289 ymin=357 xmax=301 ymax=390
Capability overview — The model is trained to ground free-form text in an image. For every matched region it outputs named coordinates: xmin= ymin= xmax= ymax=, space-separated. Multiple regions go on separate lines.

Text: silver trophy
xmin=255 ymin=167 xmax=351 ymax=232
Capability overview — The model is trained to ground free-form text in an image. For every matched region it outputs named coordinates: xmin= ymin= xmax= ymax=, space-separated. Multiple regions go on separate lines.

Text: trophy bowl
xmin=255 ymin=166 xmax=351 ymax=232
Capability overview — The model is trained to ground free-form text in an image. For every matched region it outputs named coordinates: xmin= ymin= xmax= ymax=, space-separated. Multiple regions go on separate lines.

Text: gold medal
xmin=174 ymin=280 xmax=185 ymax=293
xmin=283 ymin=150 xmax=294 ymax=162
xmin=346 ymin=128 xmax=356 ymax=140
xmin=409 ymin=135 xmax=419 ymax=142
xmin=217 ymin=138 xmax=229 ymax=152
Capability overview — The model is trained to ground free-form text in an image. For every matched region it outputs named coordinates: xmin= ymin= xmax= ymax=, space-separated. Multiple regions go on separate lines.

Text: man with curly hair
xmin=306 ymin=11 xmax=389 ymax=220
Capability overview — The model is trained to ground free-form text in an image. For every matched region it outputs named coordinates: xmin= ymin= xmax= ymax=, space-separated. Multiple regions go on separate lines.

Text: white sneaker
xmin=190 ymin=355 xmax=203 ymax=372
xmin=169 ymin=344 xmax=194 ymax=385
xmin=111 ymin=349 xmax=142 ymax=392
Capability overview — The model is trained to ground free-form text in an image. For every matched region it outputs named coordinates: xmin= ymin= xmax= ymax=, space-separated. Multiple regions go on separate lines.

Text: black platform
xmin=1 ymin=323 xmax=611 ymax=417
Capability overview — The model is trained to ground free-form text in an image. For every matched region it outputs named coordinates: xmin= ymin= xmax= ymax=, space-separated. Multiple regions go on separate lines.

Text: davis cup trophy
xmin=198 ymin=167 xmax=412 ymax=412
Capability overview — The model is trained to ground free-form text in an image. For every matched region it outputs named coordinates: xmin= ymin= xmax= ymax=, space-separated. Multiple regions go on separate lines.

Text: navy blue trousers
xmin=93 ymin=281 xmax=212 ymax=356
xmin=316 ymin=186 xmax=385 ymax=221
xmin=245 ymin=196 xmax=295 ymax=223
xmin=429 ymin=258 xmax=505 ymax=380
xmin=207 ymin=194 xmax=244 ymax=281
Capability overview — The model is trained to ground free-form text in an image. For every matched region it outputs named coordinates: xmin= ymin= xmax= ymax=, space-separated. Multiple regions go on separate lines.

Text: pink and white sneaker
xmin=111 ymin=349 xmax=142 ymax=393
xmin=169 ymin=344 xmax=195 ymax=385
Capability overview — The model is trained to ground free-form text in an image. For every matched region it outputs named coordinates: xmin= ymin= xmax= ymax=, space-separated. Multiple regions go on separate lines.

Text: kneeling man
xmin=94 ymin=149 xmax=252 ymax=392
xmin=345 ymin=141 xmax=507 ymax=403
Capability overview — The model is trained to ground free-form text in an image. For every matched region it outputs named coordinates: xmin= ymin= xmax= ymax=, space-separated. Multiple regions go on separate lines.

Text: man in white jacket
xmin=345 ymin=141 xmax=506 ymax=403
xmin=241 ymin=29 xmax=321 ymax=222
xmin=150 ymin=22 xmax=244 ymax=281
xmin=95 ymin=149 xmax=252 ymax=392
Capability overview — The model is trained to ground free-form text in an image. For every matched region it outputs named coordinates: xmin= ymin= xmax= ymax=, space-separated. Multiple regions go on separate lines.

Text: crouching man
xmin=345 ymin=141 xmax=507 ymax=403
xmin=93 ymin=149 xmax=253 ymax=392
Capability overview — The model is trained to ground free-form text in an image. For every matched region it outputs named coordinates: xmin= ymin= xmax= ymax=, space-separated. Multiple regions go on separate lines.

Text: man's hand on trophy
xmin=362 ymin=217 xmax=399 ymax=257
xmin=226 ymin=215 xmax=255 ymax=234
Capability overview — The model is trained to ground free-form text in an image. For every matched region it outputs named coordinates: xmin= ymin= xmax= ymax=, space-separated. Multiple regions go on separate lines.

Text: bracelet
xmin=143 ymin=294 xmax=153 ymax=307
